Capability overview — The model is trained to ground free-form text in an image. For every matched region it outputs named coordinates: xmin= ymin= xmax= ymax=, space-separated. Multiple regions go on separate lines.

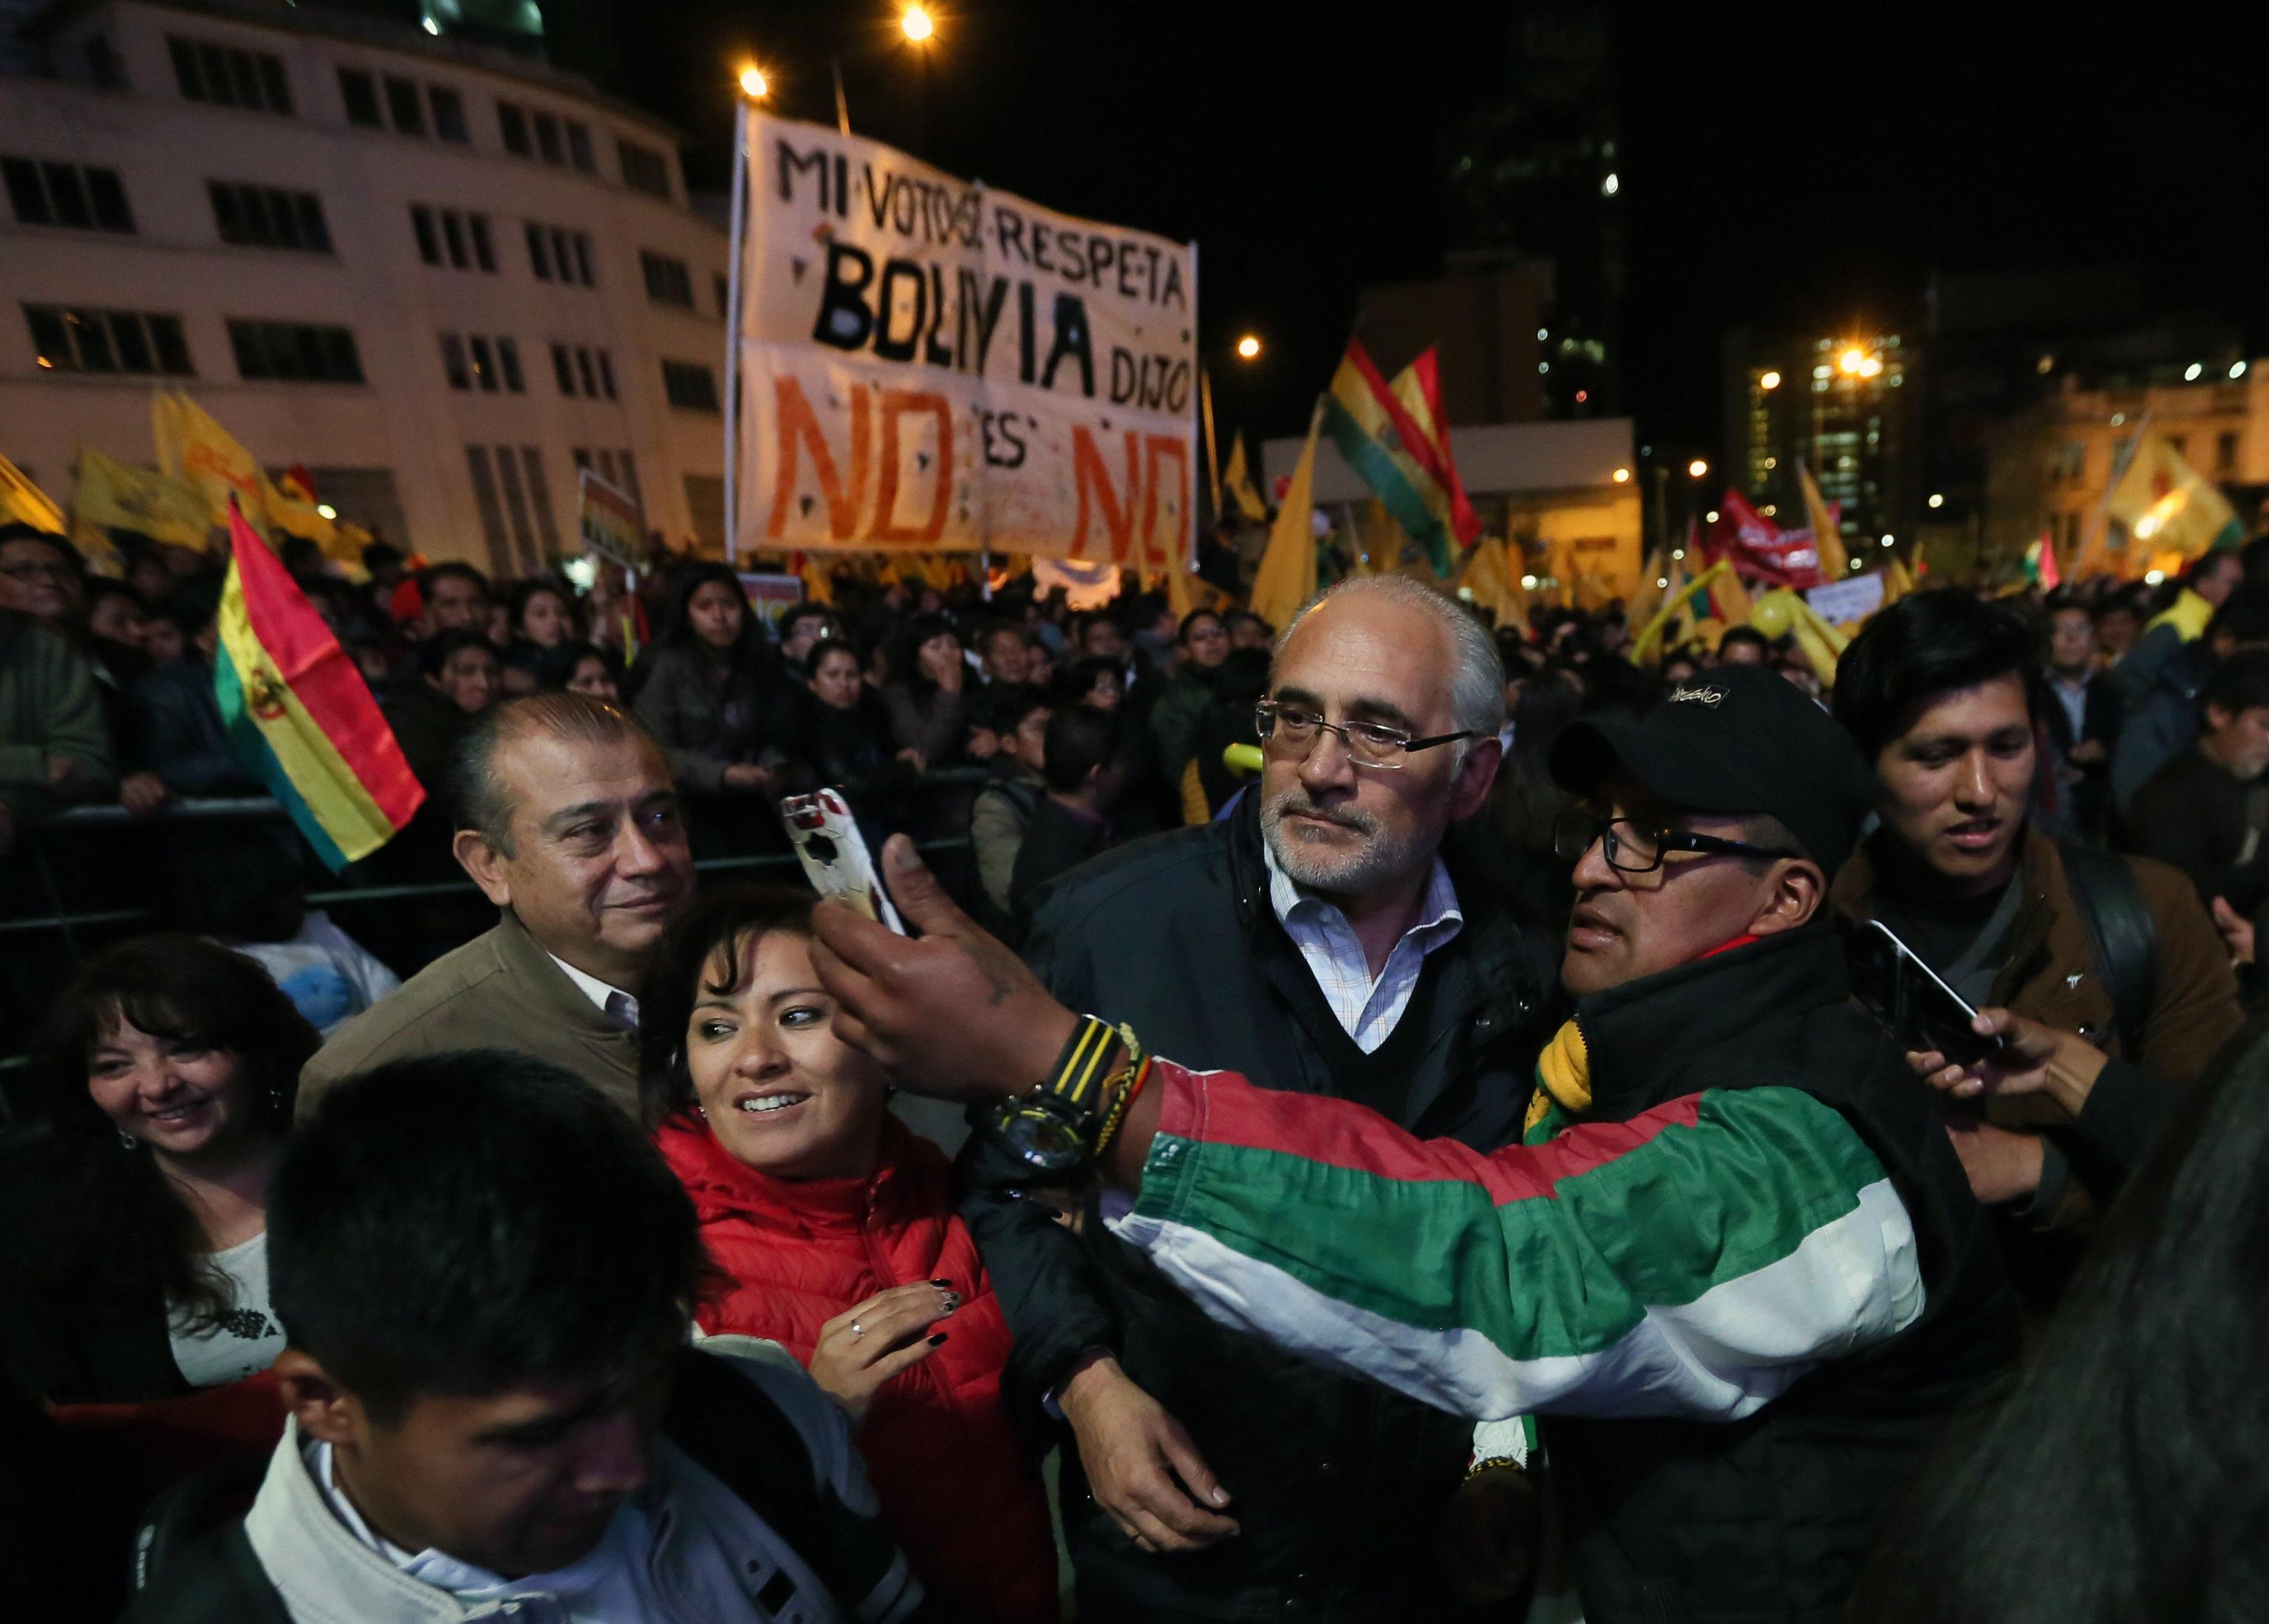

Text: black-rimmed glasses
xmin=1552 ymin=811 xmax=1798 ymax=874
xmin=1254 ymin=698 xmax=1477 ymax=771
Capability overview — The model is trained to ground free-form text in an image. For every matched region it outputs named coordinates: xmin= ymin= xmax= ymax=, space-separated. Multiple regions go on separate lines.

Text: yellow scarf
xmin=1524 ymin=1020 xmax=1592 ymax=1134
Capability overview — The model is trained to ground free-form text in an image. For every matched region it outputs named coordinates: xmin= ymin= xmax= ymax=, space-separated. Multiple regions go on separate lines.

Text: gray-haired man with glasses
xmin=957 ymin=574 xmax=1562 ymax=1620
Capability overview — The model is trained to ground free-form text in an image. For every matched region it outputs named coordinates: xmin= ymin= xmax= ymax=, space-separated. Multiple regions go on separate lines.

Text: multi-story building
xmin=1984 ymin=364 xmax=2267 ymax=567
xmin=1722 ymin=327 xmax=1917 ymax=550
xmin=0 ymin=0 xmax=732 ymax=572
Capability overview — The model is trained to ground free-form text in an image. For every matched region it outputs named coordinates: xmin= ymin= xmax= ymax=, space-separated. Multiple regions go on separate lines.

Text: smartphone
xmin=1846 ymin=919 xmax=2010 ymax=1068
xmin=779 ymin=788 xmax=907 ymax=934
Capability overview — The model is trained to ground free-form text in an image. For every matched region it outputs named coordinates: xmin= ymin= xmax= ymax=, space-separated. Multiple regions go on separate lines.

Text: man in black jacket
xmin=962 ymin=576 xmax=1560 ymax=1623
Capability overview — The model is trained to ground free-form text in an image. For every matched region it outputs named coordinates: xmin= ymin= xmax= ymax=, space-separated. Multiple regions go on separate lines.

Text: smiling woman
xmin=1 ymin=935 xmax=320 ymax=1402
xmin=635 ymin=884 xmax=1061 ymax=1623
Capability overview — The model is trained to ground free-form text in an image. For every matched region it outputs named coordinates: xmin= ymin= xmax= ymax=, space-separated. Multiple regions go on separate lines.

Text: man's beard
xmin=1260 ymin=787 xmax=1429 ymax=900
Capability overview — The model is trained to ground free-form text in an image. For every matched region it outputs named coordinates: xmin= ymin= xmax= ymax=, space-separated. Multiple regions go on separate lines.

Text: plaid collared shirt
xmin=1263 ymin=840 xmax=1464 ymax=1054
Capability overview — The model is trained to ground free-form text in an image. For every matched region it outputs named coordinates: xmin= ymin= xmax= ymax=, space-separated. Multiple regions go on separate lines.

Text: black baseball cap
xmin=1547 ymin=666 xmax=1878 ymax=877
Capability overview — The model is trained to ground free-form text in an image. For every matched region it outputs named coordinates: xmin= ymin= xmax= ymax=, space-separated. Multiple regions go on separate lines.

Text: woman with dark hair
xmin=499 ymin=577 xmax=581 ymax=695
xmin=632 ymin=562 xmax=790 ymax=796
xmin=534 ymin=638 xmax=623 ymax=701
xmin=1859 ymin=1018 xmax=2269 ymax=1623
xmin=383 ymin=627 xmax=499 ymax=804
xmin=639 ymin=885 xmax=1057 ymax=1624
xmin=796 ymin=638 xmax=910 ymax=788
xmin=881 ymin=613 xmax=970 ymax=770
xmin=0 ymin=936 xmax=321 ymax=1402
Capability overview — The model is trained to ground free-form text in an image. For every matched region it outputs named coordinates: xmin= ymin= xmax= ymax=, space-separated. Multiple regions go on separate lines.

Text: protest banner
xmin=736 ymin=112 xmax=1196 ymax=567
xmin=736 ymin=571 xmax=805 ymax=633
xmin=578 ymin=467 xmax=644 ymax=566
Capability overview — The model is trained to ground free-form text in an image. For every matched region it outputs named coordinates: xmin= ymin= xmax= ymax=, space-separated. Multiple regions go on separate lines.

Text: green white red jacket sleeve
xmin=1107 ymin=1061 xmax=1925 ymax=1424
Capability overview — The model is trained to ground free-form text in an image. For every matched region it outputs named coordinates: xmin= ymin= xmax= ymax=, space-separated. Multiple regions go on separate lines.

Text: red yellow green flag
xmin=214 ymin=504 xmax=422 ymax=869
xmin=1323 ymin=340 xmax=1481 ymax=576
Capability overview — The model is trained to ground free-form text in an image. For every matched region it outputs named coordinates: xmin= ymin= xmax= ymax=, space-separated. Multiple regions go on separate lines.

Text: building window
xmin=533 ymin=111 xmax=562 ymax=165
xmin=2219 ymin=432 xmax=2239 ymax=472
xmin=4 ymin=157 xmax=134 ymax=232
xmin=596 ymin=350 xmax=616 ymax=399
xmin=550 ymin=341 xmax=574 ymax=395
xmin=468 ymin=335 xmax=498 ymax=392
xmin=714 ymin=272 xmax=730 ymax=318
xmin=528 ymin=222 xmax=596 ymax=287
xmin=228 ymin=320 xmax=363 ymax=384
xmin=497 ymin=337 xmax=524 ymax=392
xmin=24 ymin=305 xmax=192 ymax=375
xmin=662 ymin=359 xmax=720 ymax=412
xmin=414 ymin=206 xmax=495 ymax=273
xmin=384 ymin=75 xmax=425 ymax=136
xmin=209 ymin=182 xmax=330 ymax=251
xmin=499 ymin=101 xmax=530 ymax=157
xmin=440 ymin=332 xmax=469 ymax=389
xmin=566 ymin=121 xmax=594 ymax=173
xmin=441 ymin=211 xmax=467 ymax=268
xmin=338 ymin=67 xmax=381 ymax=127
xmin=619 ymin=139 xmax=671 ymax=199
xmin=640 ymin=250 xmax=694 ymax=308
xmin=551 ymin=342 xmax=617 ymax=399
xmin=411 ymin=205 xmax=438 ymax=265
xmin=468 ymin=214 xmax=494 ymax=271
xmin=429 ymin=86 xmax=468 ymax=143
xmin=85 ymin=35 xmax=127 ymax=89
xmin=168 ymin=35 xmax=292 ymax=115
xmin=576 ymin=347 xmax=597 ymax=396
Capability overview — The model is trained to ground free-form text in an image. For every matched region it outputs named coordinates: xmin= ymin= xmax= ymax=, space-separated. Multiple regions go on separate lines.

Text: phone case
xmin=780 ymin=789 xmax=907 ymax=934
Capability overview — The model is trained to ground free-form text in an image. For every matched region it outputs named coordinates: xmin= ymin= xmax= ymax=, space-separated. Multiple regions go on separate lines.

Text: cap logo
xmin=1668 ymin=683 xmax=1727 ymax=707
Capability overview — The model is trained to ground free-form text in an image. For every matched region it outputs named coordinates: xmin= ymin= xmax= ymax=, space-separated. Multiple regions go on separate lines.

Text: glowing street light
xmin=1838 ymin=347 xmax=1868 ymax=375
xmin=1758 ymin=369 xmax=1782 ymax=390
xmin=738 ymin=63 xmax=769 ymax=98
xmin=2184 ymin=361 xmax=2204 ymax=382
xmin=316 ymin=503 xmax=338 ymax=520
xmin=1687 ymin=458 xmax=1709 ymax=480
xmin=1928 ymin=493 xmax=1945 ymax=509
xmin=1611 ymin=466 xmax=1631 ymax=484
xmin=900 ymin=4 xmax=935 ymax=42
xmin=2233 ymin=361 xmax=2250 ymax=380
xmin=1235 ymin=334 xmax=1262 ymax=361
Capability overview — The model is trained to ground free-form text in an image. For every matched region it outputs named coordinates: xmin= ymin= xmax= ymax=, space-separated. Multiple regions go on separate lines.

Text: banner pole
xmin=1188 ymin=238 xmax=1201 ymax=573
xmin=832 ymin=58 xmax=852 ymax=136
xmin=722 ymin=98 xmax=750 ymax=564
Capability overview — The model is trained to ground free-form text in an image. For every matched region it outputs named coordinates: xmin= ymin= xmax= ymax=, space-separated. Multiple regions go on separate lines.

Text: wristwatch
xmin=980 ymin=1014 xmax=1133 ymax=1174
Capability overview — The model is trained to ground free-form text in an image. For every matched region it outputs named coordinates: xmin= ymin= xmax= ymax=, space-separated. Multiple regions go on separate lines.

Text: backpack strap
xmin=2056 ymin=842 xmax=2160 ymax=1057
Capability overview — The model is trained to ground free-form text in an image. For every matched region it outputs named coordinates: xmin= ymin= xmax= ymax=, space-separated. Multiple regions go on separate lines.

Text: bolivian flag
xmin=1323 ymin=340 xmax=1481 ymax=575
xmin=215 ymin=504 xmax=422 ymax=869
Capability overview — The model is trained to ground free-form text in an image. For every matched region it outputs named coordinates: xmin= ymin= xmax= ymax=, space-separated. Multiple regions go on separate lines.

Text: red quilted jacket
xmin=656 ymin=1114 xmax=1058 ymax=1624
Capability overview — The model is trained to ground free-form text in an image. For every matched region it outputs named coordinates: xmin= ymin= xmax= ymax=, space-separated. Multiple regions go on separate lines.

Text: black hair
xmin=806 ymin=637 xmax=865 ymax=679
xmin=972 ymin=679 xmax=1049 ymax=736
xmin=2092 ymin=590 xmax=2145 ymax=623
xmin=635 ymin=884 xmax=818 ymax=1127
xmin=0 ymin=526 xmax=73 ymax=564
xmin=1043 ymin=703 xmax=1116 ymax=793
xmin=1212 ymin=646 xmax=1273 ymax=709
xmin=887 ymin=613 xmax=962 ymax=699
xmin=153 ymin=574 xmax=225 ymax=641
xmin=534 ymin=638 xmax=622 ymax=692
xmin=418 ymin=561 xmax=489 ymax=600
xmin=361 ymin=540 xmax=404 ymax=575
xmin=269 ymin=1051 xmax=710 ymax=1424
xmin=417 ymin=627 xmax=498 ymax=680
xmin=1053 ymin=655 xmax=1124 ymax=711
xmin=1177 ymin=607 xmax=1225 ymax=643
xmin=1716 ymin=624 xmax=1773 ymax=658
xmin=1859 ymin=1019 xmax=2269 ymax=1623
xmin=85 ymin=577 xmax=144 ymax=614
xmin=652 ymin=564 xmax=776 ymax=697
xmin=1832 ymin=590 xmax=2042 ymax=759
xmin=449 ymin=692 xmax=646 ymax=849
xmin=2203 ymin=646 xmax=2269 ymax=721
xmin=508 ymin=576 xmax=580 ymax=641
xmin=171 ymin=827 xmax=307 ymax=942
xmin=278 ymin=536 xmax=326 ymax=580
xmin=25 ymin=936 xmax=319 ymax=1332
xmin=2205 ymin=587 xmax=2269 ymax=648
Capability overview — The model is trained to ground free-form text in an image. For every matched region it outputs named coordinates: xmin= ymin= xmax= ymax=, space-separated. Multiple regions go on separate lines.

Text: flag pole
xmin=721 ymin=95 xmax=751 ymax=565
xmin=832 ymin=58 xmax=852 ymax=136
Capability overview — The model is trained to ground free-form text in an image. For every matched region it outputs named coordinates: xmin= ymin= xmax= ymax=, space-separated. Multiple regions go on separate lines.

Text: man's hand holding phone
xmin=1905 ymin=1006 xmax=2109 ymax=1125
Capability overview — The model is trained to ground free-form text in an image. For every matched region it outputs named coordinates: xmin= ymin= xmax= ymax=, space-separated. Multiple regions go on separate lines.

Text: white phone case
xmin=779 ymin=789 xmax=907 ymax=934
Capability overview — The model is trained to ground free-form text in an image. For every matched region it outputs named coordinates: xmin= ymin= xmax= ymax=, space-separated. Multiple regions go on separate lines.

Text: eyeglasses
xmin=1254 ymin=698 xmax=1476 ymax=771
xmin=1552 ymin=811 xmax=1798 ymax=875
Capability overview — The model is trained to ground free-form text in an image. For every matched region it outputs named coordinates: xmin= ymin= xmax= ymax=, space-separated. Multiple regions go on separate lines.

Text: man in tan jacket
xmin=301 ymin=694 xmax=695 ymax=1117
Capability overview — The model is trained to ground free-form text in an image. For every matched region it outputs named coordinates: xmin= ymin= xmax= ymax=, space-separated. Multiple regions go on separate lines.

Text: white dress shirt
xmin=550 ymin=952 xmax=640 ymax=1029
xmin=1262 ymin=839 xmax=1463 ymax=1053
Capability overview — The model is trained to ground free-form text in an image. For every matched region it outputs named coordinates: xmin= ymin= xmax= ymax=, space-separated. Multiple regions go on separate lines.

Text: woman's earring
xmin=117 ymin=1127 xmax=138 ymax=1150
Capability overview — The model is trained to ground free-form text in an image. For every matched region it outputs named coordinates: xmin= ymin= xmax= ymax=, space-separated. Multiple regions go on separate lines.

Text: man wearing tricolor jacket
xmin=811 ymin=666 xmax=2021 ymax=1624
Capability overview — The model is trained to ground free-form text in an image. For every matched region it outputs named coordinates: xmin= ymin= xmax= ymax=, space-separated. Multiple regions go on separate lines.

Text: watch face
xmin=994 ymin=1103 xmax=1090 ymax=1173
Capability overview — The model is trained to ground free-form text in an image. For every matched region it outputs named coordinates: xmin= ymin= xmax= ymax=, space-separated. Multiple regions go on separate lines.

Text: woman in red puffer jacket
xmin=640 ymin=884 xmax=1058 ymax=1624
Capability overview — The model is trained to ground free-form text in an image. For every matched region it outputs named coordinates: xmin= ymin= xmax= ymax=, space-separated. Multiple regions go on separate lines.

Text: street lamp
xmin=901 ymin=4 xmax=935 ymax=42
xmin=1235 ymin=334 xmax=1261 ymax=361
xmin=1611 ymin=466 xmax=1631 ymax=484
xmin=1758 ymin=369 xmax=1781 ymax=391
xmin=738 ymin=63 xmax=768 ymax=98
xmin=1687 ymin=458 xmax=1709 ymax=480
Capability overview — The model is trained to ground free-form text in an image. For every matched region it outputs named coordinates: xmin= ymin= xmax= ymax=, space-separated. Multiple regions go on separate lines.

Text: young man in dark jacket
xmin=810 ymin=663 xmax=2024 ymax=1624
xmin=130 ymin=1052 xmax=931 ymax=1624
xmin=963 ymin=576 xmax=1561 ymax=1622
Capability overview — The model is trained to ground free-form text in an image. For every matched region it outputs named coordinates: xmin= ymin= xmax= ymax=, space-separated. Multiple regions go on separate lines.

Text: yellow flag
xmin=1249 ymin=405 xmax=1322 ymax=632
xmin=1 ymin=451 xmax=67 ymax=534
xmin=1625 ymin=544 xmax=1670 ymax=628
xmin=799 ymin=555 xmax=836 ymax=606
xmin=1458 ymin=534 xmax=1529 ymax=638
xmin=1797 ymin=461 xmax=1849 ymax=578
xmin=2107 ymin=429 xmax=2244 ymax=562
xmin=73 ymin=446 xmax=213 ymax=551
xmin=153 ymin=387 xmax=262 ymax=529
xmin=1222 ymin=434 xmax=1269 ymax=524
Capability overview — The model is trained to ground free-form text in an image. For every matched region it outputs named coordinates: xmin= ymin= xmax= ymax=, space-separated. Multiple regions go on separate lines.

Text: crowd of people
xmin=4 ymin=512 xmax=2269 ymax=1623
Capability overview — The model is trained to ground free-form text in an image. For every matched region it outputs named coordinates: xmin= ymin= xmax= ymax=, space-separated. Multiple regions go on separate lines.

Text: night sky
xmin=610 ymin=1 xmax=2269 ymax=455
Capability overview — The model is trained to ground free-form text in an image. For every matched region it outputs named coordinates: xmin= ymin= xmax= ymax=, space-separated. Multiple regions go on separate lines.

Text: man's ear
xmin=2205 ymin=702 xmax=2234 ymax=735
xmin=1449 ymin=737 xmax=1504 ymax=821
xmin=276 ymin=1348 xmax=368 ymax=1450
xmin=453 ymin=828 xmax=513 ymax=907
xmin=1750 ymin=859 xmax=1826 ymax=936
